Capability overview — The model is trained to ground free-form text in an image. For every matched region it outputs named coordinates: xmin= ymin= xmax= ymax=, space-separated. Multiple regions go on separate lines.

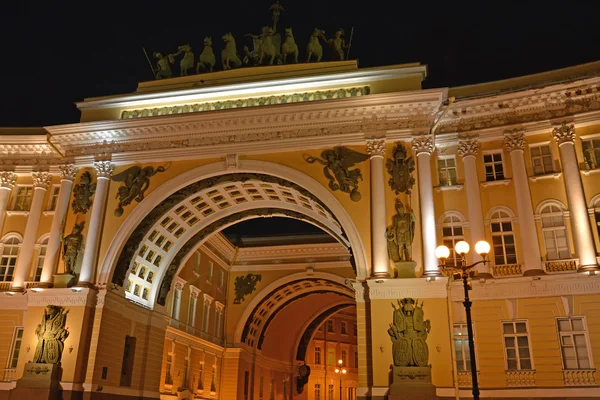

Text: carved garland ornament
xmin=0 ymin=171 xmax=18 ymax=188
xmin=504 ymin=131 xmax=525 ymax=152
xmin=411 ymin=136 xmax=434 ymax=155
xmin=457 ymin=139 xmax=479 ymax=158
xmin=552 ymin=121 xmax=576 ymax=145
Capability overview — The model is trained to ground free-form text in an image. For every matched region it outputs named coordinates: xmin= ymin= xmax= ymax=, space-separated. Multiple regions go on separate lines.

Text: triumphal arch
xmin=2 ymin=55 xmax=600 ymax=400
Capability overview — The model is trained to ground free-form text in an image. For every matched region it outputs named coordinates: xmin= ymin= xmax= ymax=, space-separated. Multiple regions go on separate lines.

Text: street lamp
xmin=435 ymin=240 xmax=491 ymax=400
xmin=334 ymin=359 xmax=346 ymax=400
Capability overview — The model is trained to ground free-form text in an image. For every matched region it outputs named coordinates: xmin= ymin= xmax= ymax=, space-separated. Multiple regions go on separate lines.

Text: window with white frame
xmin=165 ymin=352 xmax=174 ymax=384
xmin=214 ymin=303 xmax=224 ymax=338
xmin=210 ymin=365 xmax=216 ymax=392
xmin=197 ymin=360 xmax=204 ymax=391
xmin=259 ymin=374 xmax=264 ymax=399
xmin=34 ymin=238 xmax=48 ymax=282
xmin=540 ymin=204 xmax=570 ymax=260
xmin=437 ymin=156 xmax=458 ymax=186
xmin=219 ymin=269 xmax=225 ymax=289
xmin=328 ymin=384 xmax=334 ymax=399
xmin=314 ymin=384 xmax=321 ymax=400
xmin=12 ymin=186 xmax=33 ymax=211
xmin=483 ymin=152 xmax=505 ymax=181
xmin=327 ymin=319 xmax=334 ymax=333
xmin=188 ymin=294 xmax=198 ymax=328
xmin=7 ymin=327 xmax=24 ymax=369
xmin=207 ymin=261 xmax=214 ymax=282
xmin=453 ymin=323 xmax=473 ymax=371
xmin=490 ymin=211 xmax=517 ymax=265
xmin=441 ymin=215 xmax=465 ymax=267
xmin=529 ymin=144 xmax=554 ymax=175
xmin=581 ymin=138 xmax=600 ymax=169
xmin=270 ymin=378 xmax=275 ymax=400
xmin=0 ymin=237 xmax=20 ymax=282
xmin=341 ymin=321 xmax=348 ymax=335
xmin=202 ymin=295 xmax=213 ymax=333
xmin=502 ymin=321 xmax=532 ymax=370
xmin=354 ymin=349 xmax=358 ymax=368
xmin=47 ymin=185 xmax=60 ymax=211
xmin=558 ymin=317 xmax=592 ymax=370
xmin=314 ymin=346 xmax=321 ymax=364
xmin=341 ymin=349 xmax=347 ymax=365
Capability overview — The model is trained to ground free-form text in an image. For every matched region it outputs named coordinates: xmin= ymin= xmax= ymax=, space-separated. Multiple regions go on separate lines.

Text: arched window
xmin=441 ymin=215 xmax=464 ymax=267
xmin=490 ymin=211 xmax=517 ymax=265
xmin=0 ymin=237 xmax=21 ymax=282
xmin=34 ymin=237 xmax=49 ymax=282
xmin=540 ymin=204 xmax=570 ymax=260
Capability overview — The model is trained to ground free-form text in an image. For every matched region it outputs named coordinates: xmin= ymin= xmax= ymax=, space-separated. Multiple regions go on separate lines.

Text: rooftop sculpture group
xmin=146 ymin=1 xmax=353 ymax=79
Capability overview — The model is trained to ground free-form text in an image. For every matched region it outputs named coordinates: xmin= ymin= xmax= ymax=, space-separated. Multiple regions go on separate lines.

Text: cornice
xmin=235 ymin=242 xmax=350 ymax=262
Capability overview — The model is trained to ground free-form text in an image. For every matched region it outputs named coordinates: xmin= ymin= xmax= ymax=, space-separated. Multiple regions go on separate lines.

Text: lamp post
xmin=334 ymin=358 xmax=346 ymax=400
xmin=435 ymin=240 xmax=491 ymax=400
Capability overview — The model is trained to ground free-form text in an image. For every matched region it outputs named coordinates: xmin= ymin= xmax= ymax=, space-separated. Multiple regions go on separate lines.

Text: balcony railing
xmin=506 ymin=370 xmax=535 ymax=387
xmin=0 ymin=281 xmax=39 ymax=291
xmin=492 ymin=264 xmax=522 ymax=277
xmin=563 ymin=369 xmax=597 ymax=386
xmin=456 ymin=371 xmax=479 ymax=388
xmin=2 ymin=368 xmax=16 ymax=382
xmin=168 ymin=318 xmax=224 ymax=347
xmin=544 ymin=259 xmax=578 ymax=273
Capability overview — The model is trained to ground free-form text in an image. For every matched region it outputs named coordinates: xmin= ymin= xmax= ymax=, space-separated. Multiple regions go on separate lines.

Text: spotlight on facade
xmin=30 ymin=288 xmax=43 ymax=293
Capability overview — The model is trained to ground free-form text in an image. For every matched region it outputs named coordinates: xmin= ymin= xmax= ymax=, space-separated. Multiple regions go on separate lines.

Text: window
xmin=327 ymin=347 xmax=336 ymax=366
xmin=314 ymin=346 xmax=321 ymax=364
xmin=259 ymin=375 xmax=264 ymax=399
xmin=348 ymin=387 xmax=356 ymax=400
xmin=244 ymin=371 xmax=249 ymax=400
xmin=540 ymin=204 xmax=570 ymax=260
xmin=327 ymin=319 xmax=334 ymax=333
xmin=270 ymin=378 xmax=275 ymax=400
xmin=558 ymin=318 xmax=592 ymax=370
xmin=34 ymin=238 xmax=48 ymax=282
xmin=210 ymin=365 xmax=216 ymax=392
xmin=1 ymin=237 xmax=20 ymax=282
xmin=328 ymin=384 xmax=334 ymax=399
xmin=133 ymin=284 xmax=141 ymax=296
xmin=165 ymin=353 xmax=174 ymax=384
xmin=490 ymin=211 xmax=517 ymax=265
xmin=438 ymin=156 xmax=458 ymax=186
xmin=47 ymin=185 xmax=60 ymax=211
xmin=125 ymin=279 xmax=132 ymax=292
xmin=483 ymin=152 xmax=505 ymax=181
xmin=341 ymin=321 xmax=348 ymax=335
xmin=441 ymin=215 xmax=464 ymax=267
xmin=142 ymin=288 xmax=149 ymax=300
xmin=189 ymin=296 xmax=197 ymax=328
xmin=453 ymin=324 xmax=472 ymax=371
xmin=354 ymin=323 xmax=357 ymax=336
xmin=502 ymin=321 xmax=532 ymax=370
xmin=341 ymin=349 xmax=347 ymax=365
xmin=12 ymin=186 xmax=32 ymax=211
xmin=207 ymin=261 xmax=214 ymax=282
xmin=202 ymin=298 xmax=211 ymax=332
xmin=354 ymin=350 xmax=359 ymax=368
xmin=314 ymin=384 xmax=321 ymax=400
xmin=581 ymin=138 xmax=600 ymax=169
xmin=219 ymin=270 xmax=225 ymax=289
xmin=8 ymin=327 xmax=24 ymax=369
xmin=530 ymin=144 xmax=553 ymax=175
xmin=193 ymin=252 xmax=201 ymax=274
xmin=119 ymin=336 xmax=136 ymax=387
xmin=283 ymin=381 xmax=288 ymax=399
xmin=197 ymin=362 xmax=204 ymax=390
xmin=214 ymin=306 xmax=223 ymax=337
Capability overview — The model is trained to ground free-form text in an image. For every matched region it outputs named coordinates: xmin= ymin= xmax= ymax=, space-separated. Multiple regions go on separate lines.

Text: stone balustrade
xmin=506 ymin=370 xmax=535 ymax=387
xmin=456 ymin=371 xmax=479 ymax=388
xmin=563 ymin=369 xmax=597 ymax=386
xmin=544 ymin=259 xmax=578 ymax=273
xmin=1 ymin=368 xmax=15 ymax=382
xmin=492 ymin=264 xmax=523 ymax=277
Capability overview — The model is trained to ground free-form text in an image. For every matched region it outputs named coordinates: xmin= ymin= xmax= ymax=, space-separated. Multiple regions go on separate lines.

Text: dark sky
xmin=1 ymin=1 xmax=599 ymax=127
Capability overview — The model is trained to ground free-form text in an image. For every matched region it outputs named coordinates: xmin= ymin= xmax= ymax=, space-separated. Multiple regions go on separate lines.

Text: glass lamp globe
xmin=335 ymin=368 xmax=340 ymax=373
xmin=435 ymin=245 xmax=450 ymax=260
xmin=455 ymin=241 xmax=470 ymax=255
xmin=475 ymin=240 xmax=491 ymax=255
xmin=342 ymin=369 xmax=347 ymax=374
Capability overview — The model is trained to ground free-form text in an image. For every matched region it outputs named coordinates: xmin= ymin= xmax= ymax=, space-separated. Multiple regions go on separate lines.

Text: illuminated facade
xmin=0 ymin=60 xmax=600 ymax=399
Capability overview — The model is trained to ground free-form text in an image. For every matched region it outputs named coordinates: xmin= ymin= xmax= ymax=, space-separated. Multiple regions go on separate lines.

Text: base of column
xmin=523 ymin=268 xmax=546 ymax=277
xmin=35 ymin=282 xmax=54 ymax=289
xmin=578 ymin=264 xmax=600 ymax=274
xmin=73 ymin=281 xmax=95 ymax=289
xmin=422 ymin=270 xmax=442 ymax=278
xmin=7 ymin=286 xmax=26 ymax=293
xmin=371 ymin=272 xmax=391 ymax=279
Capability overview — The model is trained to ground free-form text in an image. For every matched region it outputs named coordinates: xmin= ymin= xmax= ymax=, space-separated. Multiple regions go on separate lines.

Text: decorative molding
xmin=365 ymin=277 xmax=448 ymax=299
xmin=366 ymin=139 xmax=386 ymax=157
xmin=189 ymin=285 xmax=201 ymax=299
xmin=174 ymin=277 xmax=186 ymax=291
xmin=504 ymin=131 xmax=525 ymax=152
xmin=203 ymin=293 xmax=214 ymax=305
xmin=27 ymin=288 xmax=97 ymax=308
xmin=225 ymin=154 xmax=239 ymax=170
xmin=93 ymin=161 xmax=114 ymax=178
xmin=32 ymin=172 xmax=52 ymax=189
xmin=434 ymin=184 xmax=463 ymax=192
xmin=0 ymin=171 xmax=18 ymax=189
xmin=553 ymin=122 xmax=576 ymax=145
xmin=411 ymin=136 xmax=434 ymax=155
xmin=457 ymin=139 xmax=478 ymax=158
xmin=215 ymin=301 xmax=225 ymax=312
xmin=506 ymin=370 xmax=536 ymax=387
xmin=481 ymin=179 xmax=511 ymax=188
xmin=58 ymin=164 xmax=78 ymax=181
xmin=529 ymin=172 xmax=562 ymax=182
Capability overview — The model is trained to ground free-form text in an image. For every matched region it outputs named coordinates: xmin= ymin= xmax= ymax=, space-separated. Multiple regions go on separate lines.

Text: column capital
xmin=366 ymin=138 xmax=386 ymax=157
xmin=32 ymin=172 xmax=52 ymax=190
xmin=552 ymin=122 xmax=575 ymax=145
xmin=94 ymin=161 xmax=114 ymax=178
xmin=504 ymin=131 xmax=525 ymax=152
xmin=0 ymin=171 xmax=18 ymax=189
xmin=457 ymin=138 xmax=479 ymax=158
xmin=58 ymin=164 xmax=78 ymax=181
xmin=411 ymin=136 xmax=434 ymax=155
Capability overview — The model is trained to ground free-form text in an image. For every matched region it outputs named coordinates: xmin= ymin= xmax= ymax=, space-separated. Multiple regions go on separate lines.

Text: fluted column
xmin=412 ymin=136 xmax=440 ymax=277
xmin=11 ymin=172 xmax=52 ymax=290
xmin=458 ymin=139 xmax=492 ymax=277
xmin=553 ymin=122 xmax=599 ymax=272
xmin=505 ymin=132 xmax=544 ymax=275
xmin=39 ymin=165 xmax=78 ymax=286
xmin=77 ymin=161 xmax=113 ymax=286
xmin=0 ymin=172 xmax=18 ymax=236
xmin=366 ymin=138 xmax=389 ymax=278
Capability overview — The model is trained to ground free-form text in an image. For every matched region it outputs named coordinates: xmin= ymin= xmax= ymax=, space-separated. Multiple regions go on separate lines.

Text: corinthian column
xmin=39 ymin=165 xmax=78 ymax=286
xmin=458 ymin=139 xmax=492 ymax=277
xmin=553 ymin=122 xmax=599 ymax=273
xmin=505 ymin=132 xmax=543 ymax=275
xmin=412 ymin=136 xmax=440 ymax=277
xmin=366 ymin=138 xmax=389 ymax=278
xmin=11 ymin=172 xmax=52 ymax=290
xmin=77 ymin=161 xmax=113 ymax=287
xmin=0 ymin=172 xmax=18 ymax=236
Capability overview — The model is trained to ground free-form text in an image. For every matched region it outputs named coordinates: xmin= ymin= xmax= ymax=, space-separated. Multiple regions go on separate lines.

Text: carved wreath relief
xmin=33 ymin=305 xmax=70 ymax=365
xmin=386 ymin=143 xmax=415 ymax=195
xmin=304 ymin=147 xmax=369 ymax=201
xmin=111 ymin=165 xmax=167 ymax=217
xmin=388 ymin=298 xmax=431 ymax=367
xmin=234 ymin=273 xmax=262 ymax=304
xmin=71 ymin=171 xmax=96 ymax=214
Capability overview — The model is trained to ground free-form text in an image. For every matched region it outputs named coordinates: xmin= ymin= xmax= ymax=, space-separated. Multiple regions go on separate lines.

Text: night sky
xmin=1 ymin=1 xmax=598 ymax=127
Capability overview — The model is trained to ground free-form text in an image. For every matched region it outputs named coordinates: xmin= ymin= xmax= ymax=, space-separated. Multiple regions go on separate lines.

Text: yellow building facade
xmin=0 ymin=60 xmax=599 ymax=399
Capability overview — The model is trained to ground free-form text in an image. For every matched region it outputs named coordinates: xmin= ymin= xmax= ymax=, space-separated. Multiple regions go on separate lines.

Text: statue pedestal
xmin=52 ymin=273 xmax=76 ymax=288
xmin=389 ymin=366 xmax=436 ymax=400
xmin=10 ymin=363 xmax=62 ymax=400
xmin=394 ymin=261 xmax=417 ymax=278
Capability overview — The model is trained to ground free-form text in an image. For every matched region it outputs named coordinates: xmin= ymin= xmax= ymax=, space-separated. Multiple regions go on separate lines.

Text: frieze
xmin=27 ymin=289 xmax=97 ymax=308
xmin=120 ymin=86 xmax=371 ymax=119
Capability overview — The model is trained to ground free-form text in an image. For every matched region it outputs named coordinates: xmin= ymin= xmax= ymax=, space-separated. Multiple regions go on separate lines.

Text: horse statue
xmin=221 ymin=32 xmax=242 ymax=70
xmin=176 ymin=44 xmax=195 ymax=76
xmin=281 ymin=27 xmax=298 ymax=63
xmin=246 ymin=26 xmax=281 ymax=65
xmin=306 ymin=28 xmax=326 ymax=62
xmin=197 ymin=37 xmax=216 ymax=73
